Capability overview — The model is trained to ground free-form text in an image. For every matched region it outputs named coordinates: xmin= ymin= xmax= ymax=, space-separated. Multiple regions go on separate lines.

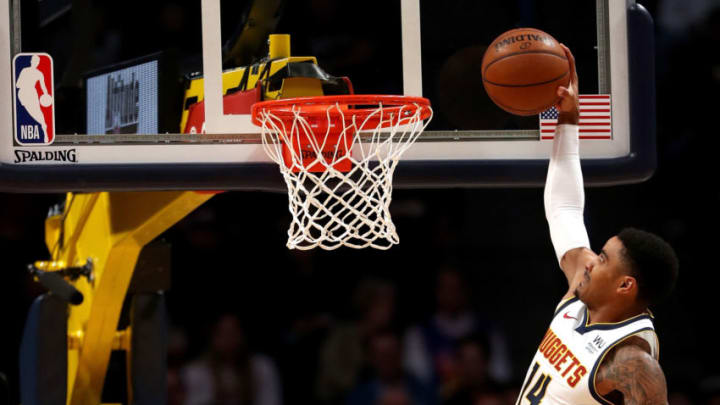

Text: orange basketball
xmin=482 ymin=28 xmax=570 ymax=116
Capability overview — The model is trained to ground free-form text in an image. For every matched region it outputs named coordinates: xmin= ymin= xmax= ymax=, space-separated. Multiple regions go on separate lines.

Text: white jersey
xmin=516 ymin=297 xmax=658 ymax=405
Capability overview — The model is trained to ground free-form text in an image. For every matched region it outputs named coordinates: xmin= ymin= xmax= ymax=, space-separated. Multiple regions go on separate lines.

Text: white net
xmin=255 ymin=97 xmax=432 ymax=250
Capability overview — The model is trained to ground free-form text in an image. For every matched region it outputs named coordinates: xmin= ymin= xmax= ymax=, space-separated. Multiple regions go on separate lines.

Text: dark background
xmin=2 ymin=0 xmax=719 ymax=404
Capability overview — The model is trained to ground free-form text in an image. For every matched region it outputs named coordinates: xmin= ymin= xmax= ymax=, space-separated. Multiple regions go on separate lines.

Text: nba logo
xmin=12 ymin=53 xmax=55 ymax=145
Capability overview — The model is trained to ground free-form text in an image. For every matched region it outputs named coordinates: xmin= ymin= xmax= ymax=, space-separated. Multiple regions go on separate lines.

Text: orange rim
xmin=251 ymin=95 xmax=432 ymax=128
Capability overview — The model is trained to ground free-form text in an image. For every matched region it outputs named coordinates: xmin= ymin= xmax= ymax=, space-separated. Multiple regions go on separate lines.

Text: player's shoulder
xmin=612 ymin=336 xmax=655 ymax=357
xmin=610 ymin=333 xmax=659 ymax=362
xmin=595 ymin=337 xmax=666 ymax=398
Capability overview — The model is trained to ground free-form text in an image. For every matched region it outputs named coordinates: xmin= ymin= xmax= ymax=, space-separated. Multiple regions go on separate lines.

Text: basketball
xmin=40 ymin=94 xmax=52 ymax=107
xmin=482 ymin=28 xmax=569 ymax=116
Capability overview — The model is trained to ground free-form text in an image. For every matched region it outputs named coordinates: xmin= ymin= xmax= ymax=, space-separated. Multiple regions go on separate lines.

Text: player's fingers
xmin=560 ymin=43 xmax=578 ymax=82
xmin=560 ymin=44 xmax=575 ymax=72
xmin=557 ymin=86 xmax=569 ymax=98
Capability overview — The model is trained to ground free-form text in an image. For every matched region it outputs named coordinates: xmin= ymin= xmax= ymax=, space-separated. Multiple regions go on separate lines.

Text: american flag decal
xmin=539 ymin=95 xmax=611 ymax=140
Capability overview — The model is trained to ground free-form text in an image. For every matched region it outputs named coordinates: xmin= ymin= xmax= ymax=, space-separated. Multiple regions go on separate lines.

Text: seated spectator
xmin=443 ymin=335 xmax=501 ymax=405
xmin=403 ymin=267 xmax=511 ymax=393
xmin=347 ymin=330 xmax=436 ymax=405
xmin=182 ymin=314 xmax=282 ymax=405
xmin=316 ymin=278 xmax=396 ymax=403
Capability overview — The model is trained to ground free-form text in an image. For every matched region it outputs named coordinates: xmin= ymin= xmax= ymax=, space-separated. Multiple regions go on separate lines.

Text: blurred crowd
xmin=166 ymin=268 xmax=516 ymax=405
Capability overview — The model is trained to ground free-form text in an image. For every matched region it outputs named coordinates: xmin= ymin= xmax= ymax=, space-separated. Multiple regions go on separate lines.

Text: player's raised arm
xmin=544 ymin=44 xmax=593 ymax=293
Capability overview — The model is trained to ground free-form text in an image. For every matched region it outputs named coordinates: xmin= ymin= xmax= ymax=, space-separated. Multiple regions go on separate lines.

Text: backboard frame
xmin=0 ymin=0 xmax=655 ymax=192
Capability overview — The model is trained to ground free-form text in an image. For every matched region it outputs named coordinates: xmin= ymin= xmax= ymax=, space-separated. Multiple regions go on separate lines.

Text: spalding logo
xmin=494 ymin=34 xmax=553 ymax=51
xmin=14 ymin=149 xmax=77 ymax=163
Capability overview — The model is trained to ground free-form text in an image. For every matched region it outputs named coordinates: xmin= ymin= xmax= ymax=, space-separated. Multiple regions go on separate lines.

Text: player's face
xmin=575 ymin=236 xmax=628 ymax=308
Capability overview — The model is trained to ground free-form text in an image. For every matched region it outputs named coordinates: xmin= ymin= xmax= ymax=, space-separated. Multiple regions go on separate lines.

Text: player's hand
xmin=556 ymin=44 xmax=579 ymax=124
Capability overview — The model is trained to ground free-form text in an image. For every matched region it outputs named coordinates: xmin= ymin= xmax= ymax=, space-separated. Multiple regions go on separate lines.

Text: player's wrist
xmin=558 ymin=111 xmax=579 ymax=125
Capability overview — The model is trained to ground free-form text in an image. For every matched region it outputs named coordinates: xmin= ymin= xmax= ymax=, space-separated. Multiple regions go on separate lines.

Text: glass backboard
xmin=0 ymin=0 xmax=656 ymax=191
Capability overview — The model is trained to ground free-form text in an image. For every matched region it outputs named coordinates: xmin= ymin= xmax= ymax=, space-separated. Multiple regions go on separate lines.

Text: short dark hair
xmin=616 ymin=228 xmax=679 ymax=306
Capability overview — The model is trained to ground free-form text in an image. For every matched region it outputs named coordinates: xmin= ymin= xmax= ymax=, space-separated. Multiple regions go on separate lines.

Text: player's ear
xmin=617 ymin=276 xmax=637 ymax=295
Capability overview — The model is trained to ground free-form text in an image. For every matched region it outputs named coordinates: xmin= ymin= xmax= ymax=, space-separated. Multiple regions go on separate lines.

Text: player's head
xmin=31 ymin=55 xmax=40 ymax=67
xmin=575 ymin=228 xmax=679 ymax=310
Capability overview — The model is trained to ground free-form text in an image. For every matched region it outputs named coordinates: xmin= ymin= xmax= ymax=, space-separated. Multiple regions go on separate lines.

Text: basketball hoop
xmin=251 ymin=95 xmax=432 ymax=250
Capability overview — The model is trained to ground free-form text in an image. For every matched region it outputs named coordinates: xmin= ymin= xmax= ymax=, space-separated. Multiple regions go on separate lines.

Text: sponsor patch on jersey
xmin=12 ymin=53 xmax=55 ymax=145
xmin=586 ymin=334 xmax=607 ymax=354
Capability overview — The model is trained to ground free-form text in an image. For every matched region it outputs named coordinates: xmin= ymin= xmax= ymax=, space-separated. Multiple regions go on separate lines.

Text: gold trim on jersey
xmin=581 ymin=306 xmax=653 ymax=328
xmin=557 ymin=295 xmax=576 ymax=307
xmin=553 ymin=296 xmax=579 ymax=317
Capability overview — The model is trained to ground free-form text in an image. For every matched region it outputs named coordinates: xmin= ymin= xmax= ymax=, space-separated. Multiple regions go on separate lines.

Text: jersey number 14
xmin=519 ymin=362 xmax=551 ymax=405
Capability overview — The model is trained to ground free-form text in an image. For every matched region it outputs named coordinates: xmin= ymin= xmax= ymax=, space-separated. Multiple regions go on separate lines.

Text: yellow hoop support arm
xmin=43 ymin=191 xmax=213 ymax=405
